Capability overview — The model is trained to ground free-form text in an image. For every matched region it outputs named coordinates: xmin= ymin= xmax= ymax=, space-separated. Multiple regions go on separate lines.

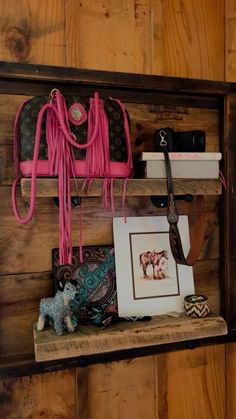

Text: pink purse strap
xmin=12 ymin=102 xmax=53 ymax=224
xmin=12 ymin=98 xmax=77 ymax=224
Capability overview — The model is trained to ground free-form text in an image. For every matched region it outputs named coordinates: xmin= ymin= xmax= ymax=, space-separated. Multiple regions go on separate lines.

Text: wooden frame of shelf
xmin=1 ymin=61 xmax=235 ymax=371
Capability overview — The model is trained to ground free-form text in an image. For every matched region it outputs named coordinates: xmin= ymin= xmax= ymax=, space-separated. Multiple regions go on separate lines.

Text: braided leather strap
xmin=159 ymin=130 xmax=205 ymax=265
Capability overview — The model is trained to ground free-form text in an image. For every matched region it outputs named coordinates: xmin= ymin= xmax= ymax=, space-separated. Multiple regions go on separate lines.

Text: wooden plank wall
xmin=226 ymin=1 xmax=236 ymax=418
xmin=0 ymin=1 xmax=233 ymax=418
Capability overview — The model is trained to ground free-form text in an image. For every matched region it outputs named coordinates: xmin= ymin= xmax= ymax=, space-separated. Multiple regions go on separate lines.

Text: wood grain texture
xmin=76 ymin=356 xmax=156 ymax=419
xmin=0 ymin=187 xmax=221 ymax=273
xmin=0 ymin=94 xmax=27 ymax=145
xmin=0 ymin=94 xmax=29 ymax=185
xmin=156 ymin=344 xmax=225 ymax=419
xmin=0 ymin=274 xmax=52 ymax=359
xmin=21 ymin=178 xmax=222 ymax=198
xmin=126 ymin=103 xmax=220 ymax=154
xmin=33 ymin=315 xmax=227 ymax=362
xmin=223 ymin=95 xmax=236 ymax=328
xmin=65 ymin=0 xmax=152 ymax=73
xmin=193 ymin=260 xmax=221 ymax=314
xmin=151 ymin=0 xmax=224 ymax=79
xmin=0 ymin=61 xmax=233 ymax=96
xmin=0 ymin=0 xmax=226 ymax=78
xmin=226 ymin=342 xmax=236 ymax=418
xmin=226 ymin=0 xmax=236 ymax=81
xmin=0 ymin=346 xmax=225 ymax=419
xmin=0 ymin=0 xmax=66 ymax=65
xmin=0 ymin=369 xmax=76 ymax=419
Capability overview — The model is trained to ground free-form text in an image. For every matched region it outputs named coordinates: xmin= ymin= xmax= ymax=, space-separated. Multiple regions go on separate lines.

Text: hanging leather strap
xmin=159 ymin=130 xmax=205 ymax=265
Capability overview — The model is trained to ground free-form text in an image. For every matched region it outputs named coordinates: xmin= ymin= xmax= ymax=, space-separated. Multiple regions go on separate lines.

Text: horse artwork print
xmin=139 ymin=250 xmax=169 ymax=280
xmin=113 ymin=216 xmax=195 ymax=317
xmin=130 ymin=231 xmax=180 ymax=300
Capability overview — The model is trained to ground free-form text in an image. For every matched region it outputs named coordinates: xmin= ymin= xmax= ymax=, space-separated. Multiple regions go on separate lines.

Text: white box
xmin=139 ymin=152 xmax=222 ymax=179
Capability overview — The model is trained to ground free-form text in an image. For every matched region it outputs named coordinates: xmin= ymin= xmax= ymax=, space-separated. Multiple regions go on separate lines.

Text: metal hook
xmin=48 ymin=88 xmax=59 ymax=103
xmin=53 ymin=196 xmax=82 ymax=208
xmin=159 ymin=129 xmax=167 ymax=147
xmin=150 ymin=194 xmax=193 ymax=208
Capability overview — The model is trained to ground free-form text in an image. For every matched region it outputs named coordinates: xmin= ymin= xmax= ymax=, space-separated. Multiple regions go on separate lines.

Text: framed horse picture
xmin=113 ymin=216 xmax=195 ymax=317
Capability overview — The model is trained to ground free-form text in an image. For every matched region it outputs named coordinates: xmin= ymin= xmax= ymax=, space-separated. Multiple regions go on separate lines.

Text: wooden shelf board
xmin=33 ymin=314 xmax=227 ymax=363
xmin=21 ymin=178 xmax=222 ymax=198
xmin=1 ymin=61 xmax=236 ymax=96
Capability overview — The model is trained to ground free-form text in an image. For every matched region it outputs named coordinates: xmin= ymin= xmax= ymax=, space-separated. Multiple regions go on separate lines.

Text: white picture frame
xmin=113 ymin=216 xmax=195 ymax=317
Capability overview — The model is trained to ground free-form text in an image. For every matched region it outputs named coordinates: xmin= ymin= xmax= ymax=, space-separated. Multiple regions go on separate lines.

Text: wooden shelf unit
xmin=1 ymin=61 xmax=236 ymax=370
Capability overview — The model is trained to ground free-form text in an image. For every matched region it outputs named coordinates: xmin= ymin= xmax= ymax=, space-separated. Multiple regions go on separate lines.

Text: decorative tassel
xmin=46 ymin=95 xmax=76 ymax=266
xmin=86 ymin=94 xmax=110 ymax=177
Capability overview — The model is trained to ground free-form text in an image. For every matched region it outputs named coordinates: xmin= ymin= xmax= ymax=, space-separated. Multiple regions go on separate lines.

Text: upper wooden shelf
xmin=21 ymin=178 xmax=222 ymax=198
xmin=33 ymin=314 xmax=227 ymax=363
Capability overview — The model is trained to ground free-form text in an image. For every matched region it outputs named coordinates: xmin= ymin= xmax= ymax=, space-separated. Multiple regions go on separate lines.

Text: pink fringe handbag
xmin=12 ymin=89 xmax=133 ymax=266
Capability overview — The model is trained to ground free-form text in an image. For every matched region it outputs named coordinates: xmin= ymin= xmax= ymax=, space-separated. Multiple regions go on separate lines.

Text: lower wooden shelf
xmin=33 ymin=314 xmax=227 ymax=362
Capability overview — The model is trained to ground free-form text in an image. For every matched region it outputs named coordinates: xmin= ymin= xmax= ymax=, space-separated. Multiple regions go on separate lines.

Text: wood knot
xmin=5 ymin=26 xmax=30 ymax=61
